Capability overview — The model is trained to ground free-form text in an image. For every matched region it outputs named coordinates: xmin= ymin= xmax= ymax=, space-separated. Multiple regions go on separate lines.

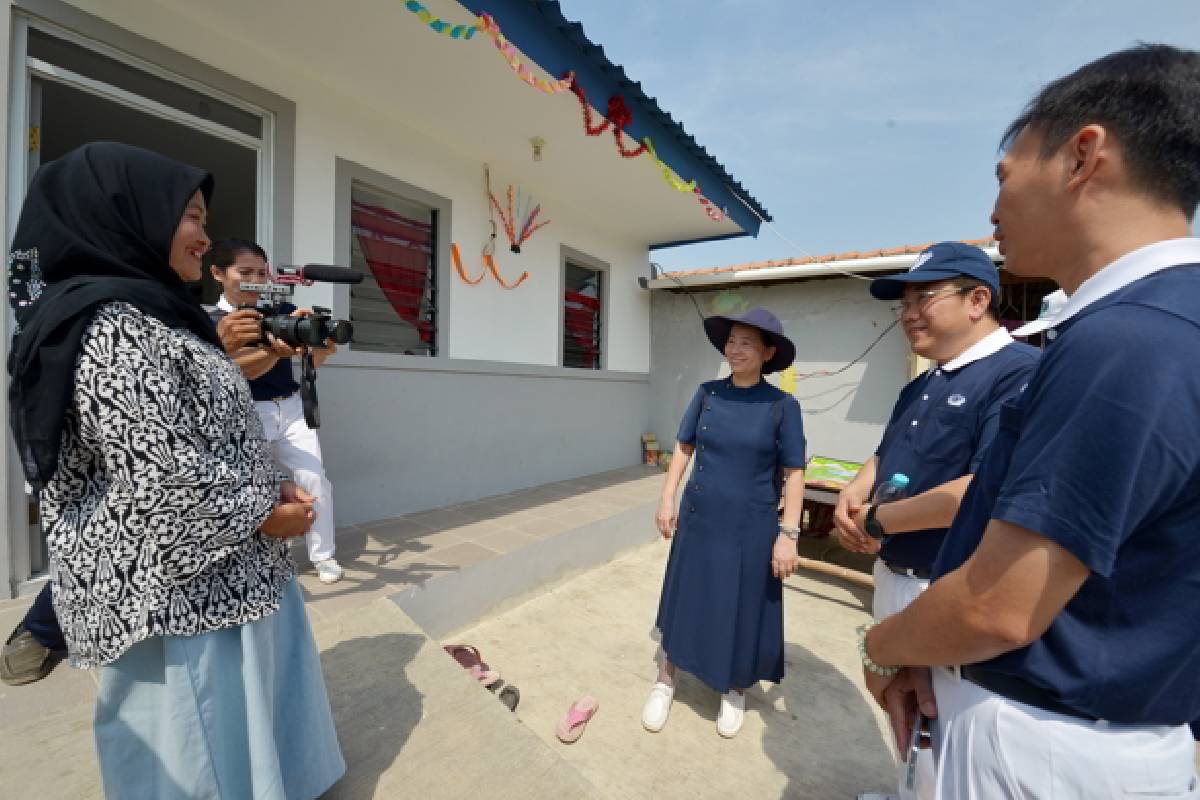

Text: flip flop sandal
xmin=469 ymin=664 xmax=502 ymax=688
xmin=498 ymin=684 xmax=520 ymax=712
xmin=555 ymin=695 xmax=599 ymax=744
xmin=443 ymin=644 xmax=488 ymax=671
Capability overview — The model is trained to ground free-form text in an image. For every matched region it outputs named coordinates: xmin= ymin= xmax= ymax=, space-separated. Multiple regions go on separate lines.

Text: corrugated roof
xmin=461 ymin=0 xmax=771 ymax=230
xmin=665 ymin=237 xmax=998 ymax=278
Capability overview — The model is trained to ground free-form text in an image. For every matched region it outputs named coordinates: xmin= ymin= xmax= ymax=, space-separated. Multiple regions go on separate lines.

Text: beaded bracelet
xmin=856 ymin=622 xmax=900 ymax=677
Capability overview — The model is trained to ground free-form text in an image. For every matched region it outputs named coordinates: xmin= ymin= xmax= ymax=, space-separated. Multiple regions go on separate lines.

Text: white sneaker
xmin=716 ymin=690 xmax=745 ymax=738
xmin=314 ymin=558 xmax=344 ymax=584
xmin=641 ymin=682 xmax=675 ymax=732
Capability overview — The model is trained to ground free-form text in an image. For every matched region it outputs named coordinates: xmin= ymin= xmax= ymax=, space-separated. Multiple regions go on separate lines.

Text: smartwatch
xmin=864 ymin=503 xmax=886 ymax=540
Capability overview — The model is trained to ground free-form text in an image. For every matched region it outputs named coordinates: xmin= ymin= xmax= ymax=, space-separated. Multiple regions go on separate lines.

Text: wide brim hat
xmin=703 ymin=307 xmax=795 ymax=375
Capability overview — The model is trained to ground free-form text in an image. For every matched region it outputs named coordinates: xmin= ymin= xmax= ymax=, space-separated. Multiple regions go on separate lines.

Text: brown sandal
xmin=443 ymin=644 xmax=489 ymax=671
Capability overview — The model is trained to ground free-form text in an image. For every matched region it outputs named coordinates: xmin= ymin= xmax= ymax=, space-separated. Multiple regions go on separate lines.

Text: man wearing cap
xmin=860 ymin=44 xmax=1200 ymax=798
xmin=836 ymin=242 xmax=1039 ymax=800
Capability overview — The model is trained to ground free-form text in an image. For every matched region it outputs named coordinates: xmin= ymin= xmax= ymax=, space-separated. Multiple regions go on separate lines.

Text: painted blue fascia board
xmin=455 ymin=0 xmax=768 ymax=239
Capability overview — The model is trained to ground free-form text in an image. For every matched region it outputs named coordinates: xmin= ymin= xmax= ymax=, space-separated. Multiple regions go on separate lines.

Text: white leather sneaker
xmin=716 ymin=690 xmax=745 ymax=738
xmin=315 ymin=558 xmax=344 ymax=584
xmin=641 ymin=682 xmax=675 ymax=732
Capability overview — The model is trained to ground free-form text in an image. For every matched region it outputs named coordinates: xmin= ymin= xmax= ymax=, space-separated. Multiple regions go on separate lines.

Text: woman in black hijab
xmin=8 ymin=142 xmax=344 ymax=799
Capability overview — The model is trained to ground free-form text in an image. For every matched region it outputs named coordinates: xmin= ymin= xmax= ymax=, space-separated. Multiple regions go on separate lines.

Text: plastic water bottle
xmin=872 ymin=472 xmax=910 ymax=505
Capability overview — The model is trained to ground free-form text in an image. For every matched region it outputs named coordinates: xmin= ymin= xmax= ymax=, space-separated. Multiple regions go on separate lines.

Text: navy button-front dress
xmin=655 ymin=378 xmax=807 ymax=693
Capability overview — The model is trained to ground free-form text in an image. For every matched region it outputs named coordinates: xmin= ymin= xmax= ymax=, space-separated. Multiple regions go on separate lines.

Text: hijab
xmin=8 ymin=141 xmax=219 ymax=488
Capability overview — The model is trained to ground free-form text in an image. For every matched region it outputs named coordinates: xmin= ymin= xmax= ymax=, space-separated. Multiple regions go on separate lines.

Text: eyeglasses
xmin=891 ymin=286 xmax=971 ymax=317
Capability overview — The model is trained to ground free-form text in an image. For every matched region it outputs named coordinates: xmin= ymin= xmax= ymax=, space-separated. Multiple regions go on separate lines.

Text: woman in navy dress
xmin=642 ymin=308 xmax=807 ymax=738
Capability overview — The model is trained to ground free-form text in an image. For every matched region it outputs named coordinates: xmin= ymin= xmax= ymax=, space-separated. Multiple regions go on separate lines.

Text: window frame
xmin=559 ymin=245 xmax=610 ymax=370
xmin=334 ymin=158 xmax=452 ymax=359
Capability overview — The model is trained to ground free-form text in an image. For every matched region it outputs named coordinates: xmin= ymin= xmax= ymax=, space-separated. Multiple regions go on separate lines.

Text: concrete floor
xmin=453 ymin=540 xmax=900 ymax=800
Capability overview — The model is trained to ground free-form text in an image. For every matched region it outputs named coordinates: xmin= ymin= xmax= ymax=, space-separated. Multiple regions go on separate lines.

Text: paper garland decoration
xmin=403 ymin=1 xmax=478 ymax=39
xmin=644 ymin=137 xmax=723 ymax=219
xmin=451 ymin=243 xmax=530 ymax=289
xmin=478 ymin=14 xmax=575 ymax=95
xmin=402 ymin=5 xmax=723 ymax=223
xmin=567 ymin=76 xmax=649 ymax=159
xmin=643 ymin=137 xmax=697 ymax=193
xmin=490 ymin=185 xmax=550 ymax=253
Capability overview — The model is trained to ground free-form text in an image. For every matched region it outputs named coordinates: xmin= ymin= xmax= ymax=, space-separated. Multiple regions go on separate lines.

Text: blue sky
xmin=555 ymin=1 xmax=1200 ymax=272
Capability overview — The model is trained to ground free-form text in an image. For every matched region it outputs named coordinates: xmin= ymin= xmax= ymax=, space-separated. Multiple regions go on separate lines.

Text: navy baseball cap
xmin=869 ymin=242 xmax=1000 ymax=301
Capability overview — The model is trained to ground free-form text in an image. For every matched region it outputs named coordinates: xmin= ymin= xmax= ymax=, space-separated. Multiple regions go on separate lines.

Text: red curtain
xmin=351 ymin=200 xmax=434 ymax=344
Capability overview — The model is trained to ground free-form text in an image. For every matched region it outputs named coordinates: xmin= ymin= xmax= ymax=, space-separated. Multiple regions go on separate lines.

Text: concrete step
xmin=313 ymin=598 xmax=606 ymax=799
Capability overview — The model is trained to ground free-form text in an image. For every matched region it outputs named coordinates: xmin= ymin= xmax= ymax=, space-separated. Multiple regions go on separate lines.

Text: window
xmin=349 ymin=180 xmax=438 ymax=355
xmin=562 ymin=260 xmax=604 ymax=369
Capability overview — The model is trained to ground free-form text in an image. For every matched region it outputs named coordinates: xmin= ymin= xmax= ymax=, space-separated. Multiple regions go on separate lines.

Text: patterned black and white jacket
xmin=40 ymin=302 xmax=293 ymax=668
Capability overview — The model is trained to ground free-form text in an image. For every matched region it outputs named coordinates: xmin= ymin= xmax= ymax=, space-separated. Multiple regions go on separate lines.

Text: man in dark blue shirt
xmin=859 ymin=45 xmax=1200 ymax=798
xmin=837 ymin=242 xmax=1038 ymax=800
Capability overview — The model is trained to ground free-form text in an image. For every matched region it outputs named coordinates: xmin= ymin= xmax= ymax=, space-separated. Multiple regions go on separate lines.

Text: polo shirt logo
xmin=947 ymin=393 xmax=967 ymax=407
xmin=910 ymin=252 xmax=933 ymax=272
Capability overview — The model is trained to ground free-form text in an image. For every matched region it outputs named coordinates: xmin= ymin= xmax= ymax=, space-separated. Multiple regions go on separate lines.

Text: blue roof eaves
xmin=455 ymin=0 xmax=772 ymax=235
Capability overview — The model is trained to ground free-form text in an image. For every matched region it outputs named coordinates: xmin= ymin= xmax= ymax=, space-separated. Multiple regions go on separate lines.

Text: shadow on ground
xmin=322 ymin=632 xmax=424 ymax=800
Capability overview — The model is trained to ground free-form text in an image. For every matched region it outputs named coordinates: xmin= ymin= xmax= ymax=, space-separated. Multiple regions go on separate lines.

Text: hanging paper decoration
xmin=477 ymin=14 xmax=574 ymax=94
xmin=642 ymin=137 xmax=697 ymax=193
xmin=566 ymin=75 xmax=649 ymax=158
xmin=403 ymin=0 xmax=479 ymax=39
xmin=451 ymin=243 xmax=530 ymax=289
xmin=694 ymin=186 xmax=725 ymax=221
xmin=490 ymin=185 xmax=550 ymax=253
xmin=399 ymin=5 xmax=719 ymax=224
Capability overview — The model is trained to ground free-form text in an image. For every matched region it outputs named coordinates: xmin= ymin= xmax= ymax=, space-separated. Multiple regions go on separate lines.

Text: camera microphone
xmin=277 ymin=264 xmax=365 ymax=284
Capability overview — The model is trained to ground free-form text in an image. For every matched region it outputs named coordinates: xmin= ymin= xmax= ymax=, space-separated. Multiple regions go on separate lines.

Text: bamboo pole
xmin=794 ymin=556 xmax=875 ymax=589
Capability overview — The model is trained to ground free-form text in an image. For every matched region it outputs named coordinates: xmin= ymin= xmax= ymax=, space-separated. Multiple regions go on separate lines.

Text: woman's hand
xmin=259 ymin=480 xmax=315 ymax=539
xmin=771 ymin=533 xmax=800 ymax=579
xmin=216 ymin=309 xmax=263 ymax=355
xmin=259 ymin=502 xmax=314 ymax=539
xmin=655 ymin=497 xmax=678 ymax=539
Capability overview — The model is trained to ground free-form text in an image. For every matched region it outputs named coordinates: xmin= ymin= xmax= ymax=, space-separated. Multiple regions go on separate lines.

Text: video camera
xmin=240 ymin=263 xmax=364 ymax=429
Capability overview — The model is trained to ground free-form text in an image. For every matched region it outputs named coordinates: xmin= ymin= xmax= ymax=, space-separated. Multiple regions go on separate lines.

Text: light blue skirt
xmin=93 ymin=579 xmax=345 ymax=800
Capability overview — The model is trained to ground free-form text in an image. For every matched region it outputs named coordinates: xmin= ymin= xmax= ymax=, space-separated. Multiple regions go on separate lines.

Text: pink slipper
xmin=555 ymin=695 xmax=599 ymax=744
xmin=469 ymin=664 xmax=502 ymax=688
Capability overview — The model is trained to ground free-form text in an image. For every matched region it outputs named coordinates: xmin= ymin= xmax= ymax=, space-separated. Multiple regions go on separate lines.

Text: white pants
xmin=931 ymin=665 xmax=1199 ymax=799
xmin=256 ymin=393 xmax=336 ymax=563
xmin=873 ymin=559 xmax=934 ymax=800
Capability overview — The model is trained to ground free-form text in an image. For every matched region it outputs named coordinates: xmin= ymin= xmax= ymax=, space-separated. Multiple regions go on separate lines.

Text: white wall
xmin=649 ymin=278 xmax=914 ymax=466
xmin=0 ymin=0 xmax=656 ymax=550
xmin=40 ymin=0 xmax=651 ymax=372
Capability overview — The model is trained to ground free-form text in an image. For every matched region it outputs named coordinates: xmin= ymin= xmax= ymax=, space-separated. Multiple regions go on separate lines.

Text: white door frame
xmin=3 ymin=13 xmax=276 ymax=597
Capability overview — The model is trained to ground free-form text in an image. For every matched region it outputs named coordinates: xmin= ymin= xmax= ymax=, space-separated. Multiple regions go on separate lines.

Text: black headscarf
xmin=8 ymin=141 xmax=220 ymax=488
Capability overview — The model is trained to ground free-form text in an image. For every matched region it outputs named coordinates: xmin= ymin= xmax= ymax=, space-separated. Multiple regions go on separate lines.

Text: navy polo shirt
xmin=209 ymin=299 xmax=300 ymax=402
xmin=874 ymin=337 xmax=1038 ymax=570
xmin=932 ymin=263 xmax=1200 ymax=725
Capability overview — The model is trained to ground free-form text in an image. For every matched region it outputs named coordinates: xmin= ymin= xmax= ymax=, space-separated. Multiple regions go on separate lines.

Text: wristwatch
xmin=864 ymin=504 xmax=886 ymax=540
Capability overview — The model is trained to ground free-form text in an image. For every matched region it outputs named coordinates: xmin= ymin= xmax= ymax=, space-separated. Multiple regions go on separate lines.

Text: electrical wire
xmin=723 ymin=187 xmax=878 ymax=282
xmin=654 ymin=260 xmax=902 ymax=383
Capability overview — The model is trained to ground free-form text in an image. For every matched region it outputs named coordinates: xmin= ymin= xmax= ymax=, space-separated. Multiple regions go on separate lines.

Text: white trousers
xmin=873 ymin=558 xmax=934 ymax=800
xmin=255 ymin=393 xmax=336 ymax=563
xmin=931 ymin=665 xmax=1199 ymax=799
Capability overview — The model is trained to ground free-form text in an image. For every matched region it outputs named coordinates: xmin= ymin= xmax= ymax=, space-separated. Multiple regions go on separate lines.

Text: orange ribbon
xmin=451 ymin=243 xmax=530 ymax=289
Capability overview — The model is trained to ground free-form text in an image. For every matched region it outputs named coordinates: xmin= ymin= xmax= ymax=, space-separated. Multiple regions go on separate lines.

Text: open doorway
xmin=10 ymin=24 xmax=270 ymax=590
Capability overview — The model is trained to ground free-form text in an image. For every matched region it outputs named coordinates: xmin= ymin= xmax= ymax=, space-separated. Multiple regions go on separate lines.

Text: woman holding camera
xmin=209 ymin=240 xmax=344 ymax=584
xmin=8 ymin=142 xmax=344 ymax=798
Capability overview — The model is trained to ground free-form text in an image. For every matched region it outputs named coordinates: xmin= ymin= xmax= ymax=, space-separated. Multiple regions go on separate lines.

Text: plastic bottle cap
xmin=891 ymin=473 xmax=910 ymax=489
